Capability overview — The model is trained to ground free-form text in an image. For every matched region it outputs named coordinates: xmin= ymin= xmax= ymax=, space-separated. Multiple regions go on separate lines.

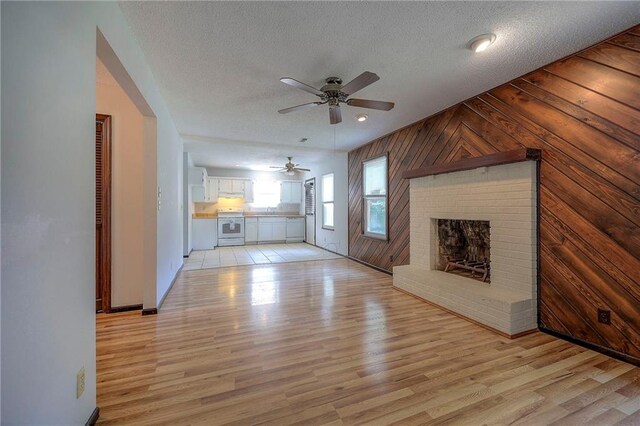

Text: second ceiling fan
xmin=278 ymin=71 xmax=395 ymax=125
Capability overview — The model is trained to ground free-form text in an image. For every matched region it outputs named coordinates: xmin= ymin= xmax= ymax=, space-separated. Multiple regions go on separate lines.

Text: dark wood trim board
xmin=402 ymin=148 xmax=540 ymax=179
xmin=108 ymin=304 xmax=143 ymax=313
xmin=85 ymin=407 xmax=100 ymax=426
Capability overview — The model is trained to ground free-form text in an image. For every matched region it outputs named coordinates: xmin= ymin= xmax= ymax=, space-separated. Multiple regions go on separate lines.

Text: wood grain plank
xmin=348 ymin=25 xmax=640 ymax=363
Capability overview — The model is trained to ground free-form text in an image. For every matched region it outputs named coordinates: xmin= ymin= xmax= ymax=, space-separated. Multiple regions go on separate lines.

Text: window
xmin=252 ymin=180 xmax=280 ymax=207
xmin=363 ymin=155 xmax=387 ymax=239
xmin=322 ymin=173 xmax=334 ymax=229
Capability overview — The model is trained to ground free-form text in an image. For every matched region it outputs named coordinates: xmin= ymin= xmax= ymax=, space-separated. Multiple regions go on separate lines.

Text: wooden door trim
xmin=96 ymin=114 xmax=112 ymax=313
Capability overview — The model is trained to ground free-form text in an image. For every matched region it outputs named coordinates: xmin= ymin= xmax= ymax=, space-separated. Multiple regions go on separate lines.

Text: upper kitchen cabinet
xmin=219 ymin=178 xmax=246 ymax=197
xmin=192 ymin=185 xmax=207 ymax=202
xmin=207 ymin=177 xmax=219 ymax=202
xmin=232 ymin=179 xmax=245 ymax=194
xmin=189 ymin=167 xmax=209 ymax=202
xmin=244 ymin=180 xmax=254 ymax=203
xmin=280 ymin=181 xmax=303 ymax=204
xmin=188 ymin=167 xmax=208 ymax=186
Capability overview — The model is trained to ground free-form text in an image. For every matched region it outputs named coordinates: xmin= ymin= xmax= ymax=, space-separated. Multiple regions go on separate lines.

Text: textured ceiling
xmin=119 ymin=1 xmax=640 ymax=169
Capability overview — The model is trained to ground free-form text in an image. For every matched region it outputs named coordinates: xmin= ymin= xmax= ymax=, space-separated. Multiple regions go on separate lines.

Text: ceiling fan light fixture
xmin=286 ymin=170 xmax=295 ymax=176
xmin=356 ymin=114 xmax=368 ymax=122
xmin=278 ymin=71 xmax=394 ymax=125
xmin=469 ymin=33 xmax=497 ymax=53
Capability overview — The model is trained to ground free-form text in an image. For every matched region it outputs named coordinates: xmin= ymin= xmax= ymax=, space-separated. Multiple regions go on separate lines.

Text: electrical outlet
xmin=76 ymin=366 xmax=85 ymax=399
xmin=598 ymin=308 xmax=611 ymax=325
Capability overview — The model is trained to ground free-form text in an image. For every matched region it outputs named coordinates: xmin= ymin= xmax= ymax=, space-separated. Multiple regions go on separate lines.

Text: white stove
xmin=217 ymin=207 xmax=244 ymax=218
xmin=217 ymin=208 xmax=245 ymax=246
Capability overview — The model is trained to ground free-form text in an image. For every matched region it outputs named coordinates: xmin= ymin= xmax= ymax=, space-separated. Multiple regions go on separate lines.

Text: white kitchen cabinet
xmin=192 ymin=218 xmax=217 ymax=250
xmin=245 ymin=217 xmax=258 ymax=243
xmin=273 ymin=221 xmax=286 ymax=241
xmin=290 ymin=183 xmax=302 ymax=203
xmin=257 ymin=217 xmax=286 ymax=242
xmin=188 ymin=167 xmax=207 ymax=186
xmin=280 ymin=182 xmax=291 ymax=203
xmin=218 ymin=179 xmax=233 ymax=194
xmin=218 ymin=178 xmax=247 ymax=198
xmin=192 ymin=185 xmax=206 ymax=202
xmin=244 ymin=180 xmax=254 ymax=203
xmin=280 ymin=181 xmax=303 ymax=203
xmin=190 ymin=167 xmax=209 ymax=202
xmin=232 ymin=179 xmax=245 ymax=194
xmin=258 ymin=221 xmax=273 ymax=242
xmin=207 ymin=178 xmax=219 ymax=202
xmin=286 ymin=217 xmax=305 ymax=242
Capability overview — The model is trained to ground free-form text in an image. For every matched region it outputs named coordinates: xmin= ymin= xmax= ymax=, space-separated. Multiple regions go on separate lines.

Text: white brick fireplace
xmin=394 ymin=160 xmax=538 ymax=337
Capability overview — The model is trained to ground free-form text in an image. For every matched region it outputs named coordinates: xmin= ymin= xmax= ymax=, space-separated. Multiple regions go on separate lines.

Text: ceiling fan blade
xmin=340 ymin=72 xmax=380 ymax=95
xmin=294 ymin=168 xmax=311 ymax=172
xmin=278 ymin=101 xmax=323 ymax=114
xmin=280 ymin=78 xmax=325 ymax=97
xmin=329 ymin=105 xmax=342 ymax=125
xmin=347 ymin=98 xmax=395 ymax=111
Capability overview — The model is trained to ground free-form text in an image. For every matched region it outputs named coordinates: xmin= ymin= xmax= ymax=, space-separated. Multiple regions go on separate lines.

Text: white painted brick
xmin=402 ymin=161 xmax=538 ymax=335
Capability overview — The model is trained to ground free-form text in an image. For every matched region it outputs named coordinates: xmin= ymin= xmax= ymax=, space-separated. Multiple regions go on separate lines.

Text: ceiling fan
xmin=270 ymin=157 xmax=310 ymax=176
xmin=278 ymin=71 xmax=395 ymax=124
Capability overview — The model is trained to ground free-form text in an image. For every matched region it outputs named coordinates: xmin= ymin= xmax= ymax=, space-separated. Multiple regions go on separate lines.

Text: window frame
xmin=321 ymin=173 xmax=335 ymax=231
xmin=362 ymin=153 xmax=389 ymax=240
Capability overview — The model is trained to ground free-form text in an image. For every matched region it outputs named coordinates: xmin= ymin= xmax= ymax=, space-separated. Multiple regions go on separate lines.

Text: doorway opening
xmin=304 ymin=178 xmax=316 ymax=245
xmin=96 ymin=28 xmax=158 ymax=316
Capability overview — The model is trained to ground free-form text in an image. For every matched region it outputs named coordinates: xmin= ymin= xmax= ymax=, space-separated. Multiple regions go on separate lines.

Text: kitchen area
xmin=184 ymin=165 xmax=339 ymax=270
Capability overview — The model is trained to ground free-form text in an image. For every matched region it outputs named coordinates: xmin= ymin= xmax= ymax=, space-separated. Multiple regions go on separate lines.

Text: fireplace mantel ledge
xmin=401 ymin=148 xmax=541 ymax=180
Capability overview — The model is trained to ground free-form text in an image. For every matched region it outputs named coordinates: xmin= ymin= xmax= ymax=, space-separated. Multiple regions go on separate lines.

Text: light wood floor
xmin=97 ymin=259 xmax=640 ymax=425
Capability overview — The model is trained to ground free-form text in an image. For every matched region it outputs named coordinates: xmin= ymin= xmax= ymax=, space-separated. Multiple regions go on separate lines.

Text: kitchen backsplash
xmin=194 ymin=199 xmax=302 ymax=215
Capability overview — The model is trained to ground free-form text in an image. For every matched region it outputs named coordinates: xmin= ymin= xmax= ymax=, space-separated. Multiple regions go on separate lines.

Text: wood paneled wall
xmin=348 ymin=25 xmax=640 ymax=362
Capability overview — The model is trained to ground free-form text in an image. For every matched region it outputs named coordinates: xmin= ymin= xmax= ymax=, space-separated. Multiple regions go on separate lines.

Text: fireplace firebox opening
xmin=436 ymin=219 xmax=490 ymax=282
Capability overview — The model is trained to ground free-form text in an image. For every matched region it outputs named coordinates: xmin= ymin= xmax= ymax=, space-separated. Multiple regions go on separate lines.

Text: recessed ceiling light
xmin=356 ymin=114 xmax=368 ymax=122
xmin=468 ymin=33 xmax=497 ymax=53
xmin=234 ymin=164 xmax=240 ymax=167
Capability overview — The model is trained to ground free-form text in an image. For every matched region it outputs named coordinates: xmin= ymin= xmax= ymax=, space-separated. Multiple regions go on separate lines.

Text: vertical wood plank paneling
xmin=348 ymin=25 xmax=640 ymax=362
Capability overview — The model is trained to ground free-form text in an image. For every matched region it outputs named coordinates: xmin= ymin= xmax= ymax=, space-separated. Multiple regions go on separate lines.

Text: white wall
xmin=96 ymin=60 xmax=145 ymax=307
xmin=304 ymin=154 xmax=349 ymax=255
xmin=183 ymin=153 xmax=194 ymax=256
xmin=183 ymin=153 xmax=190 ymax=255
xmin=1 ymin=2 xmax=182 ymax=424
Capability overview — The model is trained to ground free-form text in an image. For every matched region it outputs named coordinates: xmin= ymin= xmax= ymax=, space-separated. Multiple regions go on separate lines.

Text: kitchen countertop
xmin=244 ymin=214 xmax=304 ymax=218
xmin=192 ymin=213 xmax=217 ymax=219
xmin=192 ymin=213 xmax=304 ymax=219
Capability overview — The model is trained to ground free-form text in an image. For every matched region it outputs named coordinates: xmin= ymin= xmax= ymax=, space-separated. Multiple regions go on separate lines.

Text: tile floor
xmin=183 ymin=243 xmax=341 ymax=270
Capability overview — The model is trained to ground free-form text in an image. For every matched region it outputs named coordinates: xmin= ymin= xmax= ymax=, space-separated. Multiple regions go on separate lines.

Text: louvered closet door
xmin=96 ymin=114 xmax=111 ymax=312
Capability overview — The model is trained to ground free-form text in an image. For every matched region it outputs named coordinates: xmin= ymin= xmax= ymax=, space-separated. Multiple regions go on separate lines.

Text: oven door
xmin=218 ymin=217 xmax=245 ymax=239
